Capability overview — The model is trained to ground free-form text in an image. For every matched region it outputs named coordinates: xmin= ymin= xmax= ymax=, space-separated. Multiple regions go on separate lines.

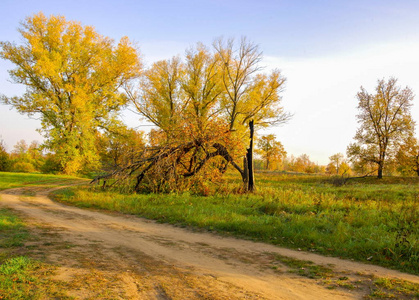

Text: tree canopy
xmin=0 ymin=12 xmax=142 ymax=174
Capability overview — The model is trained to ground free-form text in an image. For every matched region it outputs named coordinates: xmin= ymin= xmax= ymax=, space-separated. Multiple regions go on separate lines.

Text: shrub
xmin=11 ymin=162 xmax=36 ymax=173
xmin=40 ymin=155 xmax=62 ymax=174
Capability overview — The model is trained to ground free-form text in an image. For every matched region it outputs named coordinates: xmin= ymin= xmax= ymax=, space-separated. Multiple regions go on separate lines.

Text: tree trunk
xmin=243 ymin=156 xmax=249 ymax=191
xmin=377 ymin=162 xmax=383 ymax=179
xmin=246 ymin=120 xmax=255 ymax=191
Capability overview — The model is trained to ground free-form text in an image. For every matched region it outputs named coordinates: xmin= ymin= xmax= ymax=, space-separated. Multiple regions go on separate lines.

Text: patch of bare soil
xmin=1 ymin=185 xmax=418 ymax=299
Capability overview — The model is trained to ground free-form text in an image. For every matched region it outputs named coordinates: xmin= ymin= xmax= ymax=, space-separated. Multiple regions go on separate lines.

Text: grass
xmin=0 ymin=208 xmax=29 ymax=248
xmin=53 ymin=172 xmax=419 ymax=275
xmin=0 ymin=172 xmax=86 ymax=299
xmin=0 ymin=209 xmax=71 ymax=299
xmin=272 ymin=254 xmax=334 ymax=279
xmin=0 ymin=256 xmax=71 ymax=299
xmin=0 ymin=171 xmax=83 ymax=191
xmin=368 ymin=277 xmax=419 ymax=299
xmin=271 ymin=254 xmax=419 ymax=298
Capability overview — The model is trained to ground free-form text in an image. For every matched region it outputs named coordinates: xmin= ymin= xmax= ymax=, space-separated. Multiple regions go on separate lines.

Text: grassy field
xmin=0 ymin=171 xmax=82 ymax=191
xmin=53 ymin=172 xmax=419 ymax=275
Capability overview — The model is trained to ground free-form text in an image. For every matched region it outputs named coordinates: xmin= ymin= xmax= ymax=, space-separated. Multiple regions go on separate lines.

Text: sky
xmin=1 ymin=0 xmax=419 ymax=164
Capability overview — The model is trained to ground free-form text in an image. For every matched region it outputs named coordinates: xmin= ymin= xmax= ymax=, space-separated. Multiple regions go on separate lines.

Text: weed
xmin=273 ymin=254 xmax=333 ymax=279
xmin=371 ymin=278 xmax=419 ymax=299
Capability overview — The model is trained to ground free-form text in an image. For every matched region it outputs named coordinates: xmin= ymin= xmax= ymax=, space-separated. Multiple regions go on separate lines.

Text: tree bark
xmin=377 ymin=162 xmax=383 ymax=179
xmin=243 ymin=156 xmax=249 ymax=191
xmin=246 ymin=120 xmax=255 ymax=191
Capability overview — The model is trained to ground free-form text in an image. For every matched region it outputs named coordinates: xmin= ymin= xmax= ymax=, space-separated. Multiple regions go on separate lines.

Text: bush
xmin=40 ymin=155 xmax=62 ymax=174
xmin=0 ymin=151 xmax=11 ymax=172
xmin=11 ymin=162 xmax=36 ymax=173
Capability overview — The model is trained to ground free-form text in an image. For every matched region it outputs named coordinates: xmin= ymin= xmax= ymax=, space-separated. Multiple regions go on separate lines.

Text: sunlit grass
xmin=0 ymin=171 xmax=83 ymax=191
xmin=0 ymin=208 xmax=69 ymax=299
xmin=0 ymin=172 xmax=83 ymax=299
xmin=53 ymin=172 xmax=419 ymax=275
xmin=0 ymin=208 xmax=28 ymax=248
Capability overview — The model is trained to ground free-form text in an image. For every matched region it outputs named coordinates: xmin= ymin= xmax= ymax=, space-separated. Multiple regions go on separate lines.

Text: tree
xmin=283 ymin=154 xmax=324 ymax=174
xmin=0 ymin=138 xmax=11 ymax=171
xmin=295 ymin=154 xmax=311 ymax=173
xmin=347 ymin=78 xmax=415 ymax=178
xmin=328 ymin=153 xmax=344 ymax=175
xmin=396 ymin=136 xmax=419 ymax=176
xmin=9 ymin=139 xmax=44 ymax=172
xmin=256 ymin=134 xmax=286 ymax=170
xmin=103 ymin=39 xmax=290 ymax=192
xmin=1 ymin=13 xmax=142 ymax=174
xmin=97 ymin=127 xmax=146 ymax=170
xmin=214 ymin=38 xmax=291 ymax=190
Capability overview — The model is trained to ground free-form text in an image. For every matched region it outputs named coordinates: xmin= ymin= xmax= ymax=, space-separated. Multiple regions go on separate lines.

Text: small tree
xmin=9 ymin=139 xmax=44 ymax=172
xmin=338 ymin=161 xmax=352 ymax=176
xmin=256 ymin=134 xmax=286 ymax=170
xmin=328 ymin=153 xmax=351 ymax=176
xmin=396 ymin=136 xmax=419 ymax=176
xmin=98 ymin=128 xmax=146 ymax=170
xmin=0 ymin=138 xmax=11 ymax=171
xmin=347 ymin=78 xmax=415 ymax=178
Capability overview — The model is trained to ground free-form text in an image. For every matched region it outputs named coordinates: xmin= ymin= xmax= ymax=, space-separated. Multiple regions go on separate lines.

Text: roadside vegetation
xmin=0 ymin=207 xmax=71 ymax=299
xmin=53 ymin=172 xmax=419 ymax=275
xmin=0 ymin=173 xmax=85 ymax=299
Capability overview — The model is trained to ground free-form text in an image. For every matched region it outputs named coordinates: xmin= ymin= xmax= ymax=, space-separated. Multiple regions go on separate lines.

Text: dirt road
xmin=1 ymin=184 xmax=418 ymax=299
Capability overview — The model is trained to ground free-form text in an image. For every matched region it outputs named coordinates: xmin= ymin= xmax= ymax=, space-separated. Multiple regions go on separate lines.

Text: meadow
xmin=0 ymin=172 xmax=82 ymax=191
xmin=52 ymin=172 xmax=419 ymax=275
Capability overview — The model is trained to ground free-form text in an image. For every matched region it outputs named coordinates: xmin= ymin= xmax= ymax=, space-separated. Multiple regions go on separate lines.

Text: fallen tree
xmin=93 ymin=38 xmax=290 ymax=193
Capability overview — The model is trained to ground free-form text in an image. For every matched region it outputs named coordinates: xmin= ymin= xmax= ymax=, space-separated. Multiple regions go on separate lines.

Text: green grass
xmin=366 ymin=277 xmax=419 ymax=299
xmin=0 ymin=208 xmax=69 ymax=299
xmin=273 ymin=254 xmax=334 ymax=279
xmin=0 ymin=171 xmax=82 ymax=191
xmin=0 ymin=256 xmax=70 ymax=299
xmin=0 ymin=172 xmax=85 ymax=299
xmin=0 ymin=208 xmax=29 ymax=248
xmin=53 ymin=173 xmax=419 ymax=275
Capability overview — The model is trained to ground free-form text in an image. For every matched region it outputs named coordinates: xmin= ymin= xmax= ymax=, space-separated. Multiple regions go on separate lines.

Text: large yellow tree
xmin=0 ymin=13 xmax=142 ymax=174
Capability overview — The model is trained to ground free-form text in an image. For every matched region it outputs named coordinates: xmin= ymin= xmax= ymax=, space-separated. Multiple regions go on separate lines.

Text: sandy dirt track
xmin=0 ymin=184 xmax=418 ymax=299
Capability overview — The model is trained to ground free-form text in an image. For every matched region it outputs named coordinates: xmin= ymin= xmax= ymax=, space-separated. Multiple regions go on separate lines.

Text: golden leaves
xmin=1 ymin=12 xmax=142 ymax=174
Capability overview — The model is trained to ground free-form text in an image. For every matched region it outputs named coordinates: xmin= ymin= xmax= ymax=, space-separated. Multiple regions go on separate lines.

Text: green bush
xmin=40 ymin=154 xmax=62 ymax=174
xmin=0 ymin=150 xmax=11 ymax=171
xmin=11 ymin=162 xmax=37 ymax=173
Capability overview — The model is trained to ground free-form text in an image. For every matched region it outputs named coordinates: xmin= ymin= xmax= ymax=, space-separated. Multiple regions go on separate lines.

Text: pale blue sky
xmin=1 ymin=0 xmax=419 ymax=164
